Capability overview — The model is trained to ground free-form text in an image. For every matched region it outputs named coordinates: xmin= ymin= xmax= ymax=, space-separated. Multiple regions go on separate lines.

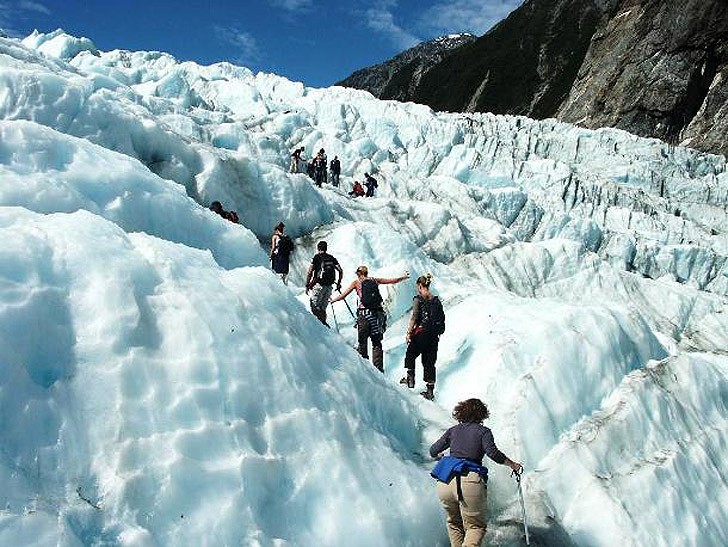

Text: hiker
xmin=305 ymin=241 xmax=343 ymax=326
xmin=331 ymin=266 xmax=409 ymax=372
xmin=330 ymin=156 xmax=341 ymax=187
xmin=313 ymin=149 xmax=327 ymax=186
xmin=270 ymin=222 xmax=294 ymax=284
xmin=349 ymin=180 xmax=365 ymax=197
xmin=290 ymin=146 xmax=304 ymax=173
xmin=306 ymin=160 xmax=315 ymax=179
xmin=430 ymin=398 xmax=523 ymax=547
xmin=400 ymin=274 xmax=445 ymax=400
xmin=364 ymin=172 xmax=378 ymax=197
xmin=209 ymin=201 xmax=239 ymax=223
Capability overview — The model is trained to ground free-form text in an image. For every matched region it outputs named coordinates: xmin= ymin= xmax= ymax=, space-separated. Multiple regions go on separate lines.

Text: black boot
xmin=420 ymin=383 xmax=435 ymax=400
xmin=399 ymin=370 xmax=415 ymax=389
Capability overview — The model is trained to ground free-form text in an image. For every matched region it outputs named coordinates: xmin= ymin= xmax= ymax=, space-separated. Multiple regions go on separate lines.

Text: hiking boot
xmin=420 ymin=383 xmax=435 ymax=400
xmin=399 ymin=372 xmax=415 ymax=389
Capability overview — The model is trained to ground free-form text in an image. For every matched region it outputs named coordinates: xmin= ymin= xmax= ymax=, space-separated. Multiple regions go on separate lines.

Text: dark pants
xmin=357 ymin=314 xmax=383 ymax=372
xmin=405 ymin=334 xmax=438 ymax=384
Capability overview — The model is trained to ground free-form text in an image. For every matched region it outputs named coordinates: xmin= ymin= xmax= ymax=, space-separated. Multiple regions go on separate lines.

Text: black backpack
xmin=360 ymin=278 xmax=383 ymax=309
xmin=418 ymin=295 xmax=445 ymax=335
xmin=278 ymin=235 xmax=294 ymax=256
xmin=317 ymin=255 xmax=337 ymax=285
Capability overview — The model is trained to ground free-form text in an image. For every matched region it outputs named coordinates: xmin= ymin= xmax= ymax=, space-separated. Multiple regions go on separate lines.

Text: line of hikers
xmin=299 ymin=237 xmax=524 ymax=546
xmin=290 ymin=146 xmax=378 ymax=196
xmin=268 ymin=224 xmax=524 ymax=546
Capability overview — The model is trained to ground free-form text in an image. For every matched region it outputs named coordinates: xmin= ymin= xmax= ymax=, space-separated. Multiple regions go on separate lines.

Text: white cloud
xmin=366 ymin=0 xmax=421 ymax=50
xmin=19 ymin=0 xmax=50 ymax=15
xmin=417 ymin=0 xmax=523 ymax=37
xmin=0 ymin=0 xmax=51 ymax=37
xmin=269 ymin=0 xmax=313 ymax=12
xmin=214 ymin=26 xmax=262 ymax=68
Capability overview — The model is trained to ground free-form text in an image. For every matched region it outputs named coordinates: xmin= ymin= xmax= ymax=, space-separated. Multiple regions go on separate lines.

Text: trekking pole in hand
xmin=513 ymin=469 xmax=530 ymax=545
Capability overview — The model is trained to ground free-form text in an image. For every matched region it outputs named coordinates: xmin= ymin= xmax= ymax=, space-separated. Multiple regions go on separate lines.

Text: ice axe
xmin=513 ymin=469 xmax=530 ymax=545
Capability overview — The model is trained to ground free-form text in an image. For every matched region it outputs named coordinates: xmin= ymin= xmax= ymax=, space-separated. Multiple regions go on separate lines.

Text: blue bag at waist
xmin=431 ymin=455 xmax=489 ymax=484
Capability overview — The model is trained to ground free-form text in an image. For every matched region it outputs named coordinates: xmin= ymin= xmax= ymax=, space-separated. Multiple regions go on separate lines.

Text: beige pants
xmin=436 ymin=473 xmax=487 ymax=547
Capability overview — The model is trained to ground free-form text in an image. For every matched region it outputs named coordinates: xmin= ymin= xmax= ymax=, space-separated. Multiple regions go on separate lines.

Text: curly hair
xmin=452 ymin=398 xmax=490 ymax=423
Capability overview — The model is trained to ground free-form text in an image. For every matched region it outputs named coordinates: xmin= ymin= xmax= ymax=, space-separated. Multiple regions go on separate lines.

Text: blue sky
xmin=0 ymin=0 xmax=522 ymax=87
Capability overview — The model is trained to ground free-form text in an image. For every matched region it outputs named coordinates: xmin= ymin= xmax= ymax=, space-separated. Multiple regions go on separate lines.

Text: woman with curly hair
xmin=430 ymin=398 xmax=523 ymax=547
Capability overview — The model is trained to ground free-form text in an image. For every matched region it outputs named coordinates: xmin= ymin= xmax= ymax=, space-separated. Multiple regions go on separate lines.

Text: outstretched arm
xmin=374 ymin=271 xmax=410 ymax=285
xmin=331 ymin=280 xmax=356 ymax=302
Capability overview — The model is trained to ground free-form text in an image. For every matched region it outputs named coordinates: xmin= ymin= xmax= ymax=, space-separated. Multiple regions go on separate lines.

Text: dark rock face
xmin=339 ymin=0 xmax=728 ymax=157
xmin=336 ymin=34 xmax=476 ymax=101
xmin=558 ymin=0 xmax=728 ymax=156
xmin=415 ymin=0 xmax=613 ymax=117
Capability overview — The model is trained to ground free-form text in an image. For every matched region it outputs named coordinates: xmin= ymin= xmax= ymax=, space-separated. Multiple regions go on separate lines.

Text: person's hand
xmin=510 ymin=461 xmax=524 ymax=475
xmin=404 ymin=270 xmax=410 ymax=278
xmin=406 ymin=332 xmax=411 ymax=343
xmin=434 ymin=452 xmax=444 ymax=460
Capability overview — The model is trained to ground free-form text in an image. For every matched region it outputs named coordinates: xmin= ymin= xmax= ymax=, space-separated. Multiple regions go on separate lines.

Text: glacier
xmin=1 ymin=29 xmax=727 ymax=546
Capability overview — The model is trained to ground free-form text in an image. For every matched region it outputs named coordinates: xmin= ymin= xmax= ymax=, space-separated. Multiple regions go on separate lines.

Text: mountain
xmin=2 ymin=29 xmax=728 ymax=546
xmin=336 ymin=33 xmax=476 ymax=101
xmin=338 ymin=0 xmax=728 ymax=157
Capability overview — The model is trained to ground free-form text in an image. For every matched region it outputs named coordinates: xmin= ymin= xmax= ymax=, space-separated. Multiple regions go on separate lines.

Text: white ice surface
xmin=1 ymin=30 xmax=727 ymax=546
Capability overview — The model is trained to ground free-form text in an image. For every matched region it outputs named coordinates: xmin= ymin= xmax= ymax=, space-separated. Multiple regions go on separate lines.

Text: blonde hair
xmin=416 ymin=273 xmax=433 ymax=288
xmin=356 ymin=265 xmax=368 ymax=277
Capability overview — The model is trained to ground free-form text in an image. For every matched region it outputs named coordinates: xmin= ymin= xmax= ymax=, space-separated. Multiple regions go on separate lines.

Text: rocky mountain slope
xmin=336 ymin=33 xmax=476 ymax=101
xmin=338 ymin=0 xmax=728 ymax=157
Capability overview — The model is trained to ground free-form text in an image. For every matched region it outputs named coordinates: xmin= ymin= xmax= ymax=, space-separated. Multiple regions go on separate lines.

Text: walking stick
xmin=336 ymin=288 xmax=357 ymax=321
xmin=513 ymin=469 xmax=530 ymax=545
xmin=330 ymin=300 xmax=340 ymax=333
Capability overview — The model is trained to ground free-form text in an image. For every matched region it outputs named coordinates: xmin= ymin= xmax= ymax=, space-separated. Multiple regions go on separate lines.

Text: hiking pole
xmin=513 ymin=469 xmax=530 ymax=546
xmin=330 ymin=300 xmax=340 ymax=333
xmin=337 ymin=288 xmax=356 ymax=320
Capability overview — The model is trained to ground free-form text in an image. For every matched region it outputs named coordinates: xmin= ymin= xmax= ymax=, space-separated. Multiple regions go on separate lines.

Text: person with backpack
xmin=430 ymin=398 xmax=523 ymax=547
xmin=400 ymin=274 xmax=445 ymax=400
xmin=364 ymin=172 xmax=378 ymax=197
xmin=331 ymin=266 xmax=409 ymax=372
xmin=330 ymin=156 xmax=341 ymax=187
xmin=270 ymin=222 xmax=294 ymax=284
xmin=305 ymin=241 xmax=343 ymax=326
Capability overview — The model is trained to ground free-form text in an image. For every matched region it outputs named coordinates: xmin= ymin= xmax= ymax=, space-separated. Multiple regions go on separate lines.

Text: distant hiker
xmin=313 ymin=149 xmax=327 ymax=186
xmin=364 ymin=172 xmax=378 ymax=197
xmin=270 ymin=222 xmax=294 ymax=284
xmin=209 ymin=201 xmax=239 ymax=223
xmin=331 ymin=266 xmax=409 ymax=372
xmin=400 ymin=274 xmax=445 ymax=400
xmin=305 ymin=241 xmax=343 ymax=326
xmin=349 ymin=180 xmax=365 ymax=197
xmin=430 ymin=398 xmax=523 ymax=547
xmin=330 ymin=156 xmax=341 ymax=187
xmin=290 ymin=146 xmax=304 ymax=173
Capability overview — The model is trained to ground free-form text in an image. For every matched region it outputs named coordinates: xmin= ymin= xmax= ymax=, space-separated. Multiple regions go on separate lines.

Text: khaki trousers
xmin=436 ymin=473 xmax=487 ymax=547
